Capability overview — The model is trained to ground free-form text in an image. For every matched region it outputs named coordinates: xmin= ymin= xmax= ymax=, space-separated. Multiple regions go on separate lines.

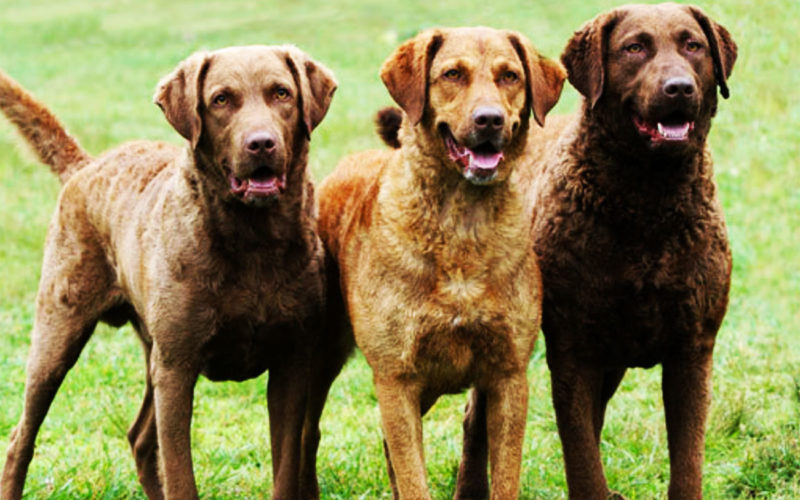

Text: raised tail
xmin=0 ymin=69 xmax=91 ymax=183
xmin=375 ymin=106 xmax=402 ymax=149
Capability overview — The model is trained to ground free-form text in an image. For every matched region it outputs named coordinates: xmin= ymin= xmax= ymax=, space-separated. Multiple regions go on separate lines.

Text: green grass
xmin=1 ymin=0 xmax=798 ymax=498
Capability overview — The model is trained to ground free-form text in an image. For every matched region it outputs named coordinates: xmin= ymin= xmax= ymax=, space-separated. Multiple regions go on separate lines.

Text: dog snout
xmin=472 ymin=106 xmax=505 ymax=132
xmin=662 ymin=77 xmax=696 ymax=99
xmin=244 ymin=131 xmax=277 ymax=156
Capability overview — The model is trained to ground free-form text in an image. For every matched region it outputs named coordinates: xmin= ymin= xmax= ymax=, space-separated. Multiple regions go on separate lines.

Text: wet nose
xmin=663 ymin=77 xmax=696 ymax=98
xmin=472 ymin=106 xmax=505 ymax=131
xmin=244 ymin=131 xmax=276 ymax=155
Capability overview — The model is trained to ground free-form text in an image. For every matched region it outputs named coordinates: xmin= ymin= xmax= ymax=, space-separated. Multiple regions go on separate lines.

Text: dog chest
xmin=541 ymin=235 xmax=729 ymax=368
xmin=201 ymin=316 xmax=313 ymax=381
xmin=200 ymin=262 xmax=324 ymax=381
xmin=355 ymin=278 xmax=537 ymax=385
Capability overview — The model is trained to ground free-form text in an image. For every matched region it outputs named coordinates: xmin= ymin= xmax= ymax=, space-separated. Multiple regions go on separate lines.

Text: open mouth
xmin=441 ymin=125 xmax=503 ymax=184
xmin=634 ymin=113 xmax=695 ymax=144
xmin=228 ymin=166 xmax=286 ymax=200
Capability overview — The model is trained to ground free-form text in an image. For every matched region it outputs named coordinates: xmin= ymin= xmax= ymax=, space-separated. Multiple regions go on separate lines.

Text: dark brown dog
xmin=317 ymin=27 xmax=564 ymax=499
xmin=457 ymin=3 xmax=737 ymax=499
xmin=0 ymin=45 xmax=336 ymax=499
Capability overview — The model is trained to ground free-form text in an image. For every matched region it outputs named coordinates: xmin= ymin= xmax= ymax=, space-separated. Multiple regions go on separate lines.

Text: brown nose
xmin=472 ymin=106 xmax=505 ymax=131
xmin=245 ymin=132 xmax=276 ymax=155
xmin=663 ymin=77 xmax=696 ymax=98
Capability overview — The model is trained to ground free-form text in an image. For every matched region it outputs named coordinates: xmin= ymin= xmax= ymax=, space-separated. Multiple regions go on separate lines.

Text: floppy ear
xmin=154 ymin=51 xmax=210 ymax=147
xmin=561 ymin=10 xmax=622 ymax=109
xmin=380 ymin=30 xmax=444 ymax=125
xmin=283 ymin=46 xmax=338 ymax=139
xmin=508 ymin=33 xmax=566 ymax=127
xmin=687 ymin=5 xmax=737 ymax=99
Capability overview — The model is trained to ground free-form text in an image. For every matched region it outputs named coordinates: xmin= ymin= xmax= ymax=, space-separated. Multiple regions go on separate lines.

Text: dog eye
xmin=502 ymin=71 xmax=519 ymax=83
xmin=686 ymin=40 xmax=703 ymax=52
xmin=624 ymin=43 xmax=645 ymax=54
xmin=275 ymin=87 xmax=291 ymax=100
xmin=212 ymin=93 xmax=229 ymax=106
xmin=443 ymin=69 xmax=461 ymax=80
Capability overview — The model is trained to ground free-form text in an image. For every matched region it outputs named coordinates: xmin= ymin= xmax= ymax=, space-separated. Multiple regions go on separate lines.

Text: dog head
xmin=381 ymin=27 xmax=565 ymax=185
xmin=155 ymin=45 xmax=337 ymax=207
xmin=562 ymin=3 xmax=737 ymax=156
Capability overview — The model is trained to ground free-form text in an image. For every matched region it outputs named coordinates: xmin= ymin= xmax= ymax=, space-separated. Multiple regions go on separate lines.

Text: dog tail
xmin=0 ymin=69 xmax=92 ymax=183
xmin=375 ymin=107 xmax=402 ymax=149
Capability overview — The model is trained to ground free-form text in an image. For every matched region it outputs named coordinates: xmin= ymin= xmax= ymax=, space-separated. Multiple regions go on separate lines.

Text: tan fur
xmin=317 ymin=27 xmax=564 ymax=499
xmin=0 ymin=71 xmax=91 ymax=181
xmin=0 ymin=45 xmax=337 ymax=500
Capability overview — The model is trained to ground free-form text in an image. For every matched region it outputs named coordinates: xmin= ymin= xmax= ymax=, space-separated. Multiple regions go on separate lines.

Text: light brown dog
xmin=0 ymin=45 xmax=336 ymax=499
xmin=457 ymin=4 xmax=737 ymax=499
xmin=317 ymin=27 xmax=564 ymax=499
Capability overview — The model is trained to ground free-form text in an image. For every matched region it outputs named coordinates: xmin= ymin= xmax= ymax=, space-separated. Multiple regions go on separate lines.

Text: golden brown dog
xmin=316 ymin=27 xmax=564 ymax=499
xmin=0 ymin=45 xmax=336 ymax=499
xmin=458 ymin=4 xmax=737 ymax=499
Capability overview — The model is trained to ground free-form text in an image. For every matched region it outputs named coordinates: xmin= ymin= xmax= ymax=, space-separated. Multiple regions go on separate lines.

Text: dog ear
xmin=154 ymin=51 xmax=210 ymax=148
xmin=687 ymin=6 xmax=737 ymax=99
xmin=380 ymin=30 xmax=444 ymax=125
xmin=283 ymin=46 xmax=338 ymax=139
xmin=508 ymin=33 xmax=566 ymax=127
xmin=561 ymin=10 xmax=621 ymax=109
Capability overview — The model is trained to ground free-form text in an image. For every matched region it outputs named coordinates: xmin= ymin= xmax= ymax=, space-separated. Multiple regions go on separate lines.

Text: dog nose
xmin=245 ymin=132 xmax=276 ymax=155
xmin=663 ymin=77 xmax=695 ymax=98
xmin=472 ymin=106 xmax=504 ymax=131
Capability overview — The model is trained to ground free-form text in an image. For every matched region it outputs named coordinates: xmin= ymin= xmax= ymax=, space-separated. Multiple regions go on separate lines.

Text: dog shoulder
xmin=317 ymin=149 xmax=393 ymax=259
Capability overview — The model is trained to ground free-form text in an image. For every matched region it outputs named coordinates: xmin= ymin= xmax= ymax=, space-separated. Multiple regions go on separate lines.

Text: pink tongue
xmin=469 ymin=150 xmax=503 ymax=170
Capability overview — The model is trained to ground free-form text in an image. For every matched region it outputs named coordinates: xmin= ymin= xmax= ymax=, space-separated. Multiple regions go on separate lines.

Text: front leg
xmin=268 ymin=348 xmax=312 ymax=500
xmin=662 ymin=346 xmax=714 ymax=500
xmin=151 ymin=346 xmax=200 ymax=500
xmin=548 ymin=353 xmax=609 ymax=500
xmin=374 ymin=378 xmax=429 ymax=500
xmin=485 ymin=373 xmax=528 ymax=500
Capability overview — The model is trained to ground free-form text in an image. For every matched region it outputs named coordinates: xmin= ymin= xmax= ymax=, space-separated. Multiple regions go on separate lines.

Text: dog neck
xmin=176 ymin=146 xmax=316 ymax=256
xmin=569 ymin=99 xmax=717 ymax=204
xmin=550 ymin=103 xmax=722 ymax=242
xmin=381 ymin=128 xmax=531 ymax=268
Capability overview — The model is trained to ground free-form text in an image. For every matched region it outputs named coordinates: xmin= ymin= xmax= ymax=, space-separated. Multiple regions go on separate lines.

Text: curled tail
xmin=375 ymin=106 xmax=402 ymax=149
xmin=0 ymin=69 xmax=91 ymax=183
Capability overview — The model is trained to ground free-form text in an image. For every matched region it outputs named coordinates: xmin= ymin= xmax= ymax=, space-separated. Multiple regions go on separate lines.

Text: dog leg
xmin=375 ymin=379 xmax=429 ymax=500
xmin=382 ymin=390 xmax=438 ymax=500
xmin=151 ymin=347 xmax=200 ymax=500
xmin=454 ymin=388 xmax=489 ymax=500
xmin=1 ymin=223 xmax=115 ymax=499
xmin=662 ymin=347 xmax=713 ymax=500
xmin=548 ymin=355 xmax=610 ymax=500
xmin=268 ymin=350 xmax=312 ymax=500
xmin=1 ymin=315 xmax=96 ymax=500
xmin=299 ymin=325 xmax=353 ymax=500
xmin=128 ymin=339 xmax=163 ymax=500
xmin=485 ymin=372 xmax=528 ymax=500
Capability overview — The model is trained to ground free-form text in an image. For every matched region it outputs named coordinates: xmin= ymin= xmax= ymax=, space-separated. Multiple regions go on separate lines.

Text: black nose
xmin=245 ymin=132 xmax=276 ymax=155
xmin=472 ymin=106 xmax=505 ymax=131
xmin=663 ymin=77 xmax=696 ymax=98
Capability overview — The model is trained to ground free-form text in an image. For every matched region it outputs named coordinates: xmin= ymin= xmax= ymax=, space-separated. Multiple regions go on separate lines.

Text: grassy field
xmin=0 ymin=0 xmax=798 ymax=498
